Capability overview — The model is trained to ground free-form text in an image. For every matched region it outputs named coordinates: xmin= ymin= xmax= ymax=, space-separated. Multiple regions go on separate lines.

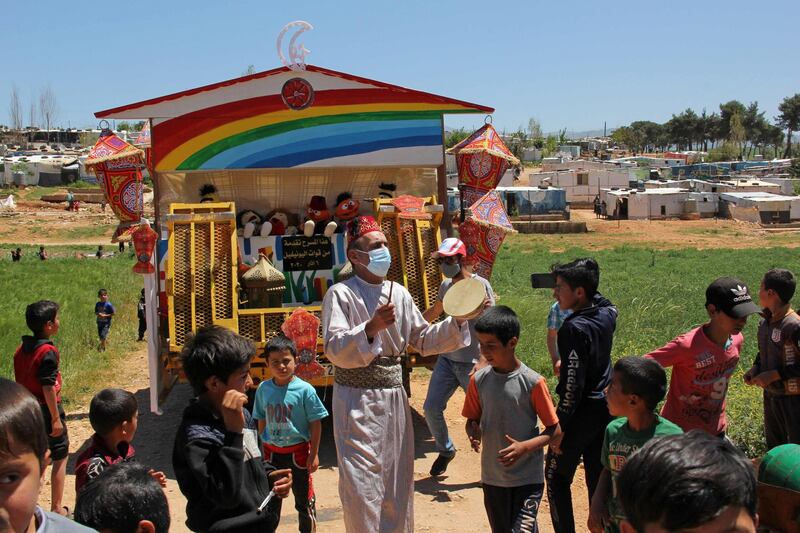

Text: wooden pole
xmin=438 ymin=115 xmax=453 ymax=237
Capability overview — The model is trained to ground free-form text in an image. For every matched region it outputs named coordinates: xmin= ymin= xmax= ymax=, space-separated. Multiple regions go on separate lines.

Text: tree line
xmin=611 ymin=94 xmax=800 ymax=160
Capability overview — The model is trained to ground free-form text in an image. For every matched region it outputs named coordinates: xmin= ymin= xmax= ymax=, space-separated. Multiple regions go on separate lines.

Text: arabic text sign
xmin=282 ymin=235 xmax=334 ymax=271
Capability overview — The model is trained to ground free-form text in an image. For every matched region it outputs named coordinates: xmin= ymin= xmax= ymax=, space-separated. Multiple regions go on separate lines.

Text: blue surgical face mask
xmin=358 ymin=246 xmax=392 ymax=278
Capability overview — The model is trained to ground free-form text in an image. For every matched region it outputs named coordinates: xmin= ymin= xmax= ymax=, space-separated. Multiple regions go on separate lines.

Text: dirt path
xmin=46 ymin=350 xmax=588 ymax=532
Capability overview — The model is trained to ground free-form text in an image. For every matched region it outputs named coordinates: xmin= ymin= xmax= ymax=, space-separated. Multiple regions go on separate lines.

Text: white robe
xmin=322 ymin=276 xmax=469 ymax=533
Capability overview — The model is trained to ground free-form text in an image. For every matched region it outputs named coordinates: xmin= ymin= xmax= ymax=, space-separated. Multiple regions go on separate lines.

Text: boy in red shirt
xmin=13 ymin=300 xmax=69 ymax=516
xmin=645 ymin=277 xmax=760 ymax=436
xmin=74 ymin=388 xmax=166 ymax=494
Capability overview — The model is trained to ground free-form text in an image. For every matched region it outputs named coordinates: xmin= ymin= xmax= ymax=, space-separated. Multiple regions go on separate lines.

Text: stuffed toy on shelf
xmin=333 ymin=192 xmax=360 ymax=233
xmin=303 ymin=195 xmax=337 ymax=238
xmin=262 ymin=209 xmax=299 ymax=236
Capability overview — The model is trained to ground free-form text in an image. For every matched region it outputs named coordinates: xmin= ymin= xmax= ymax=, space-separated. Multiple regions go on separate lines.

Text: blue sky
xmin=4 ymin=0 xmax=799 ymax=134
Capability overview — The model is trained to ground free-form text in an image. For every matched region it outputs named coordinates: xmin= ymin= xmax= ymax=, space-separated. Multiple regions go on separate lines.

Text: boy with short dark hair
xmin=74 ymin=461 xmax=170 ymax=533
xmin=463 ymin=306 xmax=560 ymax=533
xmin=645 ymin=277 xmax=761 ymax=436
xmin=0 ymin=377 xmax=94 ymax=532
xmin=172 ymin=325 xmax=292 ymax=533
xmin=13 ymin=300 xmax=69 ymax=517
xmin=546 ymin=258 xmax=618 ymax=533
xmin=616 ymin=430 xmax=758 ymax=533
xmin=745 ymin=268 xmax=800 ymax=448
xmin=253 ymin=335 xmax=328 ymax=533
xmin=588 ymin=357 xmax=682 ymax=533
xmin=74 ymin=388 xmax=165 ymax=493
xmin=95 ymin=288 xmax=115 ymax=352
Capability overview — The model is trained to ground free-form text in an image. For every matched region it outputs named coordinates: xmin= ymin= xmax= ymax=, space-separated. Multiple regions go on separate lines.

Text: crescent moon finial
xmin=277 ymin=21 xmax=313 ymax=71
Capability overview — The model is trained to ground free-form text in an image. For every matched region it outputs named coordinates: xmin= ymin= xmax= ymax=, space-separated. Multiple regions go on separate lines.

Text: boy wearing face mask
xmin=422 ymin=238 xmax=495 ymax=476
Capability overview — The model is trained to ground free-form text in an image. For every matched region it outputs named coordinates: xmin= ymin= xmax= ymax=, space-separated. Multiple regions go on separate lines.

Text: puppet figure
xmin=303 ymin=195 xmax=337 ymax=238
xmin=199 ymin=184 xmax=218 ymax=203
xmin=334 ymin=192 xmax=360 ymax=233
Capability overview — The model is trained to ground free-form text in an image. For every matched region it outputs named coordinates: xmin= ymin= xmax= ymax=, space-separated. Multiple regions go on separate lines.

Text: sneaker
xmin=430 ymin=453 xmax=455 ymax=476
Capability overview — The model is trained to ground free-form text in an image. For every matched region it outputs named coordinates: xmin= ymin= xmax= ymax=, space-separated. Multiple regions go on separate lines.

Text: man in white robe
xmin=322 ymin=216 xmax=469 ymax=533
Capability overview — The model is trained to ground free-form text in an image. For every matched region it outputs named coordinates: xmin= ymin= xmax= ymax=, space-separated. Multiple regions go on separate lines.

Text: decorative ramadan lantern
xmin=447 ymin=122 xmax=520 ymax=211
xmin=241 ymin=254 xmax=286 ymax=308
xmin=84 ymin=127 xmax=146 ymax=241
xmin=131 ymin=222 xmax=158 ymax=274
xmin=459 ymin=189 xmax=516 ymax=280
xmin=281 ymin=308 xmax=325 ymax=381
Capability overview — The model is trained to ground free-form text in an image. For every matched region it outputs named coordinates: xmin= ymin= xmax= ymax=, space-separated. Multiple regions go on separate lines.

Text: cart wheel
xmin=402 ymin=366 xmax=412 ymax=398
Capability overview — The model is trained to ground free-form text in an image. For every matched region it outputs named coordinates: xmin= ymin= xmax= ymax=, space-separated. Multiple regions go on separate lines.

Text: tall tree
xmin=741 ymin=101 xmax=769 ymax=157
xmin=696 ymin=109 xmax=720 ymax=152
xmin=527 ymin=117 xmax=542 ymax=140
xmin=718 ymin=100 xmax=746 ymax=141
xmin=729 ymin=111 xmax=746 ymax=158
xmin=630 ymin=121 xmax=660 ymax=152
xmin=28 ymin=95 xmax=36 ymax=130
xmin=777 ymin=93 xmax=800 ymax=158
xmin=8 ymin=85 xmax=22 ymax=143
xmin=38 ymin=85 xmax=58 ymax=143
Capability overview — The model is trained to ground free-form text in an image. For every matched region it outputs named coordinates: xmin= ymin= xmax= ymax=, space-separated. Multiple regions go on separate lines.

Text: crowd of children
xmin=3 ymin=257 xmax=797 ymax=532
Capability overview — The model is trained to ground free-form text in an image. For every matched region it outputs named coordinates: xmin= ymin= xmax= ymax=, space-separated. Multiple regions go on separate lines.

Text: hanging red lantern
xmin=85 ymin=127 xmax=146 ymax=241
xmin=132 ymin=223 xmax=158 ymax=274
xmin=447 ymin=122 xmax=520 ymax=210
xmin=457 ymin=190 xmax=516 ymax=281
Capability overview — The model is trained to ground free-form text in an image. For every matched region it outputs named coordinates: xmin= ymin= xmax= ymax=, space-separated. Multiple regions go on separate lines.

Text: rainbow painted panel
xmin=151 ymin=92 xmax=478 ymax=171
xmin=185 ymin=115 xmax=443 ymax=170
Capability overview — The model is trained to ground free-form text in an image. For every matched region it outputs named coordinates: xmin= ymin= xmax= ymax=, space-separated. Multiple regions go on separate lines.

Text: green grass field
xmin=0 ymin=246 xmax=143 ymax=407
xmin=1 ymin=237 xmax=797 ymax=456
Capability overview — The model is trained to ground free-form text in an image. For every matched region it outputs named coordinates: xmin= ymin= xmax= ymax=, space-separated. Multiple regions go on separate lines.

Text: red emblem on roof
xmin=281 ymin=78 xmax=314 ymax=110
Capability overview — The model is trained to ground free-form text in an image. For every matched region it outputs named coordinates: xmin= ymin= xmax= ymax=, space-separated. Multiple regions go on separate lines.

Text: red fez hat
xmin=347 ymin=215 xmax=383 ymax=242
xmin=309 ymin=195 xmax=328 ymax=211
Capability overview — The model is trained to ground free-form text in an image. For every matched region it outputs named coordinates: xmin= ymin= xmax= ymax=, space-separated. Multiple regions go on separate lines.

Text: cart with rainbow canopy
xmin=94 ymin=36 xmax=510 ymax=411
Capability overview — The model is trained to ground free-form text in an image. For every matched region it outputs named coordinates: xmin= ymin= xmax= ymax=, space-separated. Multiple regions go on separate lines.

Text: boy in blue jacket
xmin=545 ymin=258 xmax=618 ymax=533
xmin=172 ymin=326 xmax=292 ymax=532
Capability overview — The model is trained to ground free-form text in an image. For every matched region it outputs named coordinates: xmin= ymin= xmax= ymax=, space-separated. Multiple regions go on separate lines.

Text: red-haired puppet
xmin=303 ymin=195 xmax=337 ymax=238
xmin=334 ymin=192 xmax=360 ymax=233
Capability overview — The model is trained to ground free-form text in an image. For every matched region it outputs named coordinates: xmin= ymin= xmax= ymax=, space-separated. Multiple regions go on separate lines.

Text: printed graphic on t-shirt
xmin=678 ymin=350 xmax=738 ymax=425
xmin=264 ymin=403 xmax=294 ymax=441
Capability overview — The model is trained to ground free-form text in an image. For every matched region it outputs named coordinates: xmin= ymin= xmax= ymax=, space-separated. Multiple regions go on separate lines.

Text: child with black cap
xmin=645 ymin=277 xmax=761 ymax=437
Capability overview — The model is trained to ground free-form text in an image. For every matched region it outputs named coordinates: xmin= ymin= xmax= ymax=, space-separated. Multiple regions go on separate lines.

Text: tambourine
xmin=442 ymin=278 xmax=486 ymax=320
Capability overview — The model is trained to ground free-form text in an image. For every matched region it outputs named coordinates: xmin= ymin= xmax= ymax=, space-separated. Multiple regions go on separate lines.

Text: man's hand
xmin=466 ymin=420 xmax=481 ymax=452
xmin=307 ymin=453 xmax=319 ymax=474
xmin=268 ymin=469 xmax=293 ymax=498
xmin=498 ymin=435 xmax=530 ymax=467
xmin=221 ymin=390 xmax=248 ymax=434
xmin=365 ymin=303 xmax=396 ymax=339
xmin=148 ymin=469 xmax=167 ymax=488
xmin=548 ymin=432 xmax=564 ymax=455
xmin=50 ymin=417 xmax=64 ymax=438
xmin=552 ymin=359 xmax=561 ymax=376
xmin=743 ymin=366 xmax=756 ymax=385
xmin=751 ymin=370 xmax=780 ymax=388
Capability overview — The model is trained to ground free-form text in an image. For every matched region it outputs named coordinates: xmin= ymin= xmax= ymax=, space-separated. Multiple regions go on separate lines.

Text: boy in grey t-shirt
xmin=463 ymin=306 xmax=561 ymax=533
